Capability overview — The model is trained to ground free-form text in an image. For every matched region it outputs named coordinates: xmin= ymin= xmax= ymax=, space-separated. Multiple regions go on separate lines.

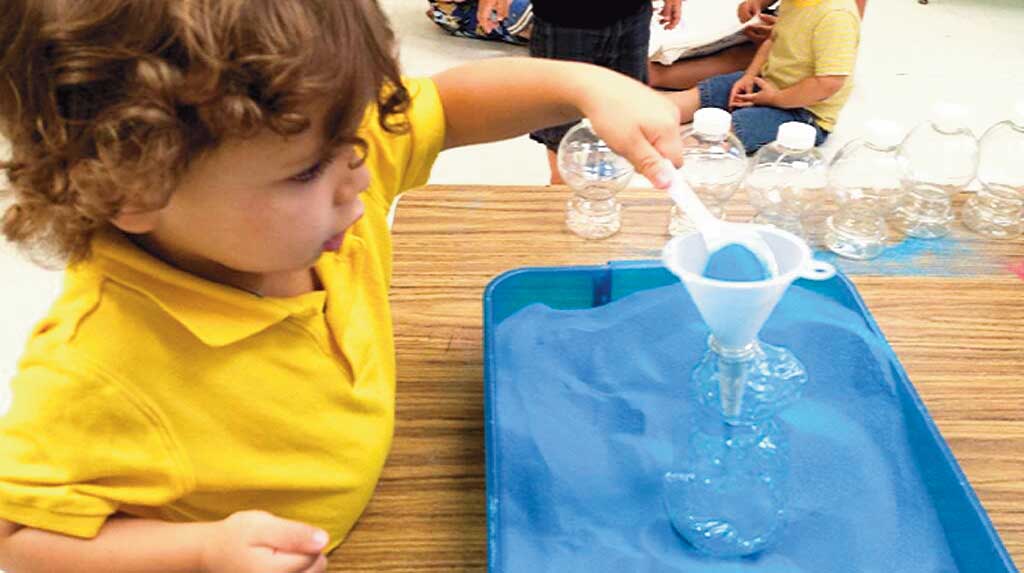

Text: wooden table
xmin=331 ymin=185 xmax=1024 ymax=571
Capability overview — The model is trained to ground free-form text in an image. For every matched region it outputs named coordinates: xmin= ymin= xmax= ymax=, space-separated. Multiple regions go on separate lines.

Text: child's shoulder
xmin=358 ymin=77 xmax=446 ymax=204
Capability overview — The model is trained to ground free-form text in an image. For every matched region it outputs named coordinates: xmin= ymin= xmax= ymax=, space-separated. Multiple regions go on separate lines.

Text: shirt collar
xmin=78 ymin=228 xmax=332 ymax=347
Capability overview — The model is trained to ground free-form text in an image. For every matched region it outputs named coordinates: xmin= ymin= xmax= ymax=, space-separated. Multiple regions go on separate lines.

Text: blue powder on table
xmin=702 ymin=243 xmax=772 ymax=281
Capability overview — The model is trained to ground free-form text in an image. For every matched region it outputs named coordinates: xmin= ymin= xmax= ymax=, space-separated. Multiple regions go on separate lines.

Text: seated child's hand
xmin=659 ymin=0 xmax=683 ymax=30
xmin=737 ymin=0 xmax=763 ymax=22
xmin=743 ymin=13 xmax=776 ymax=43
xmin=733 ymin=77 xmax=780 ymax=108
xmin=728 ymin=74 xmax=758 ymax=109
xmin=201 ymin=510 xmax=329 ymax=573
xmin=579 ymin=72 xmax=684 ymax=188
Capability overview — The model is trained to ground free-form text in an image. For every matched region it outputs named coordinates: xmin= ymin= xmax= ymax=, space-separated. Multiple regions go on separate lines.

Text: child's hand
xmin=742 ymin=13 xmax=776 ymax=43
xmin=733 ymin=77 xmax=780 ymax=108
xmin=578 ymin=73 xmax=684 ymax=188
xmin=737 ymin=0 xmax=763 ymax=22
xmin=201 ymin=510 xmax=329 ymax=573
xmin=477 ymin=0 xmax=513 ymax=34
xmin=728 ymin=74 xmax=758 ymax=109
xmin=659 ymin=0 xmax=683 ymax=30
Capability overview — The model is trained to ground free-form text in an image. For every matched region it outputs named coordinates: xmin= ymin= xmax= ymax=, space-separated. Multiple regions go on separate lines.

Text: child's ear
xmin=109 ymin=209 xmax=162 ymax=234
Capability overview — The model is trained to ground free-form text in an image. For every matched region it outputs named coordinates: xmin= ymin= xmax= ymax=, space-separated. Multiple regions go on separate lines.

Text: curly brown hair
xmin=0 ymin=0 xmax=409 ymax=265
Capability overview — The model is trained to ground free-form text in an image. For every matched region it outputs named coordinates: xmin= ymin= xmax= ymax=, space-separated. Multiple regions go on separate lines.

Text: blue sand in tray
xmin=490 ymin=283 xmax=959 ymax=572
xmin=702 ymin=244 xmax=773 ymax=281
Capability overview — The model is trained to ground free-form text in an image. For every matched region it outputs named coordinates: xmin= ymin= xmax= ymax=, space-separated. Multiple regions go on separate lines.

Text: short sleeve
xmin=0 ymin=364 xmax=187 ymax=538
xmin=361 ymin=77 xmax=447 ymax=207
xmin=813 ymin=10 xmax=860 ymax=77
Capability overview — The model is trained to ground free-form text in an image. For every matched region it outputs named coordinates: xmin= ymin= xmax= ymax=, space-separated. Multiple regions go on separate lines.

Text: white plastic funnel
xmin=662 ymin=227 xmax=836 ymax=349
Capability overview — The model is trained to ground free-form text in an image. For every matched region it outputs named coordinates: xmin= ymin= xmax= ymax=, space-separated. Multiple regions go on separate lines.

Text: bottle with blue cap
xmin=894 ymin=102 xmax=979 ymax=239
xmin=823 ymin=119 xmax=909 ymax=259
xmin=743 ymin=122 xmax=828 ymax=243
xmin=962 ymin=101 xmax=1024 ymax=239
xmin=668 ymin=108 xmax=748 ymax=237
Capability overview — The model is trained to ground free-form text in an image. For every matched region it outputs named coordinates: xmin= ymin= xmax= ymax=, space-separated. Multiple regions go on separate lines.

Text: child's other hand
xmin=733 ymin=77 xmax=779 ymax=107
xmin=477 ymin=0 xmax=513 ymax=34
xmin=737 ymin=0 xmax=763 ymax=22
xmin=202 ymin=510 xmax=329 ymax=573
xmin=659 ymin=0 xmax=683 ymax=30
xmin=728 ymin=74 xmax=758 ymax=109
xmin=579 ymin=73 xmax=683 ymax=189
xmin=742 ymin=13 xmax=776 ymax=43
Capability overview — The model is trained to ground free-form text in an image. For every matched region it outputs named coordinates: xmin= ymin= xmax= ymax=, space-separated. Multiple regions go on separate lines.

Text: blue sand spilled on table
xmin=703 ymin=244 xmax=773 ymax=281
xmin=490 ymin=283 xmax=961 ymax=572
xmin=815 ymin=237 xmax=977 ymax=277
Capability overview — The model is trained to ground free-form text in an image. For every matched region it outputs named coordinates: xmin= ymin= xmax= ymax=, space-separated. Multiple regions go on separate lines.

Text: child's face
xmin=115 ymin=102 xmax=369 ymax=295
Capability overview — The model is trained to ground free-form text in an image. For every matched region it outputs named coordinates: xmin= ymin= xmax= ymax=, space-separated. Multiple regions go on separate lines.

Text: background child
xmin=668 ymin=0 xmax=862 ymax=154
xmin=0 ymin=0 xmax=682 ymax=571
xmin=478 ymin=0 xmax=683 ymax=183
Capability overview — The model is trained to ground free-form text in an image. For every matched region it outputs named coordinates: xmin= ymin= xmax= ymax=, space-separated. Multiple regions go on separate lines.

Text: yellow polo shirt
xmin=0 ymin=77 xmax=445 ymax=550
xmin=762 ymin=0 xmax=861 ymax=131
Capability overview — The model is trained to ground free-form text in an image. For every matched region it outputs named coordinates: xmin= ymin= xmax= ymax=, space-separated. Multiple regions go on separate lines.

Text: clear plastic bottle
xmin=664 ymin=409 xmax=788 ymax=558
xmin=669 ymin=108 xmax=748 ymax=236
xmin=557 ymin=119 xmax=634 ymax=239
xmin=743 ymin=122 xmax=827 ymax=243
xmin=823 ymin=120 xmax=908 ymax=259
xmin=962 ymin=101 xmax=1024 ymax=239
xmin=894 ymin=102 xmax=979 ymax=239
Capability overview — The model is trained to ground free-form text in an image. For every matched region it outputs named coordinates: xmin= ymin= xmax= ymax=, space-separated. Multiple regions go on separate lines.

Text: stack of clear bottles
xmin=557 ymin=119 xmax=634 ymax=239
xmin=962 ymin=101 xmax=1024 ymax=239
xmin=669 ymin=108 xmax=748 ymax=236
xmin=895 ymin=102 xmax=979 ymax=239
xmin=743 ymin=122 xmax=828 ymax=243
xmin=823 ymin=120 xmax=908 ymax=259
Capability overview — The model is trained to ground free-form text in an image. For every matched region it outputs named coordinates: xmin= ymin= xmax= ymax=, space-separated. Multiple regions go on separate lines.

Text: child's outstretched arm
xmin=0 ymin=511 xmax=329 ymax=573
xmin=433 ymin=58 xmax=684 ymax=188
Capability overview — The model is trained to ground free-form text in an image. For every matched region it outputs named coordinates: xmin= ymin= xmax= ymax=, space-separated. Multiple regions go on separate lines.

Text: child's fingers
xmin=496 ymin=0 xmax=511 ymax=22
xmin=250 ymin=513 xmax=329 ymax=555
xmin=626 ymin=137 xmax=678 ymax=189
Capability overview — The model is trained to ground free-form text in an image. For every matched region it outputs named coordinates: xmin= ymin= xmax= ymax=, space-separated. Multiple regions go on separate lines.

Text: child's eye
xmin=289 ymin=156 xmax=335 ymax=183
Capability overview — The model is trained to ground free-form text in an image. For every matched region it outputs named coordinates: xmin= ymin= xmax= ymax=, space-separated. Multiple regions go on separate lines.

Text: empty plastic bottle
xmin=669 ymin=108 xmax=748 ymax=236
xmin=558 ymin=119 xmax=634 ymax=239
xmin=823 ymin=119 xmax=908 ymax=259
xmin=743 ymin=122 xmax=827 ymax=243
xmin=962 ymin=101 xmax=1024 ymax=239
xmin=894 ymin=102 xmax=979 ymax=239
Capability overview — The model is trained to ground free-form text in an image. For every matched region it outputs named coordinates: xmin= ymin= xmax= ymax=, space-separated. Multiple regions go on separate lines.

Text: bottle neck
xmin=709 ymin=335 xmax=761 ymax=362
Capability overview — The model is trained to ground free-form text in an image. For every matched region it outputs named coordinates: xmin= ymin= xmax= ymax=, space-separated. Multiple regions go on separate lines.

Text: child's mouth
xmin=322 ymin=231 xmax=345 ymax=252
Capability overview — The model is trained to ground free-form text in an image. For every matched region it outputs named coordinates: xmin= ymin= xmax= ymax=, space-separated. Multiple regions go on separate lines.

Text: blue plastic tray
xmin=483 ymin=261 xmax=1016 ymax=573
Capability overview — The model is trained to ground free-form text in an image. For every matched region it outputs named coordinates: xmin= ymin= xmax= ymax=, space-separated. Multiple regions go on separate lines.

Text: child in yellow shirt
xmin=669 ymin=0 xmax=861 ymax=154
xmin=0 ymin=1 xmax=684 ymax=571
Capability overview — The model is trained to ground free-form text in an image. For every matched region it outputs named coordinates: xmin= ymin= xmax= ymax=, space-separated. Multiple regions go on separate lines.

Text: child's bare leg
xmin=665 ymin=88 xmax=702 ymax=124
xmin=648 ymin=43 xmax=758 ymax=91
xmin=547 ymin=148 xmax=564 ymax=185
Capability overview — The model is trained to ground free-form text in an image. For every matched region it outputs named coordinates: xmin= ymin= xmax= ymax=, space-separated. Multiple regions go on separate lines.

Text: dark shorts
xmin=698 ymin=71 xmax=829 ymax=155
xmin=528 ymin=3 xmax=653 ymax=151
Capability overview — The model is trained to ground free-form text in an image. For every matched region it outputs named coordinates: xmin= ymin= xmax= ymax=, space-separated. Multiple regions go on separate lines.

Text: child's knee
xmin=729 ymin=108 xmax=775 ymax=155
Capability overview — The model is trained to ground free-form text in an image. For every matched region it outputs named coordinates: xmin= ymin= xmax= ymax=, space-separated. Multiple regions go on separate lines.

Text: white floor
xmin=2 ymin=0 xmax=1024 ymax=377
